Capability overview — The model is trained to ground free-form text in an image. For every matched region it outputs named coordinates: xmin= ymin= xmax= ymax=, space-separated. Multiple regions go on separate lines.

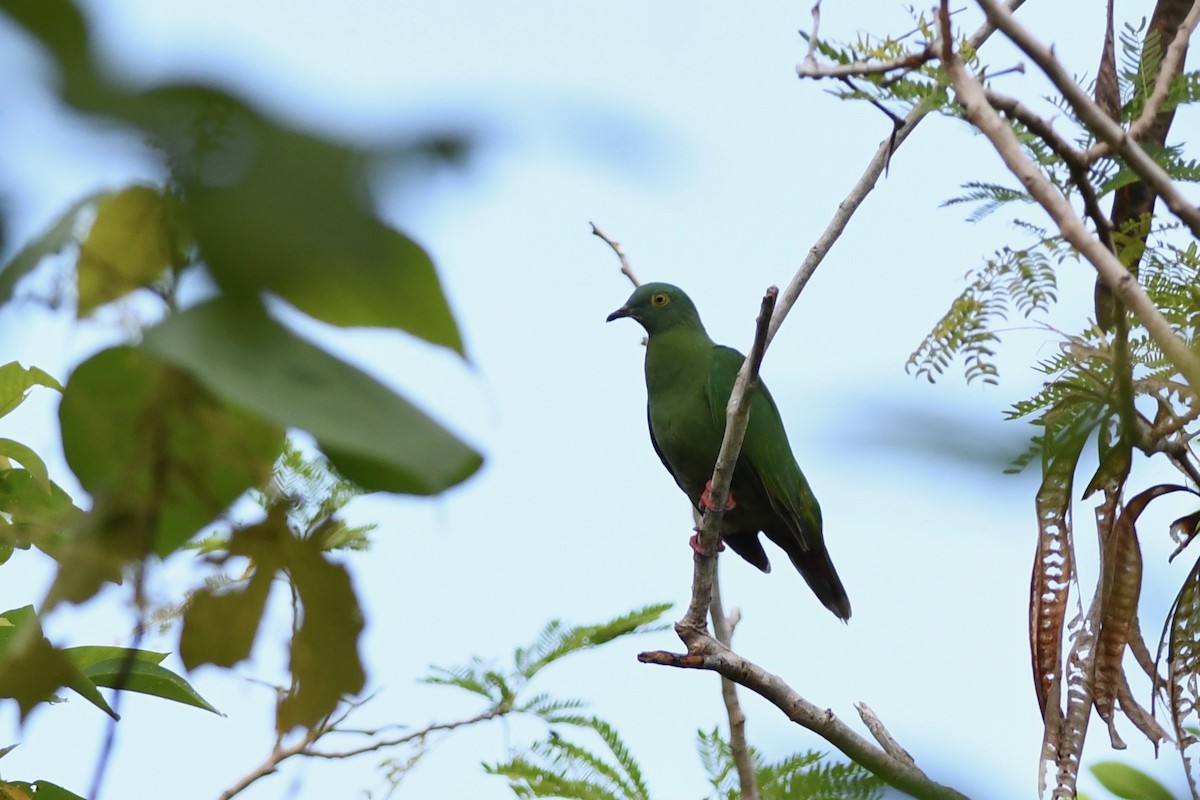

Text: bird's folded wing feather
xmin=706 ymin=346 xmax=823 ymax=551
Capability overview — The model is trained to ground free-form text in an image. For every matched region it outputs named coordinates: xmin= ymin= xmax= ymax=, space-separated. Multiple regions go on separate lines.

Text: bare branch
xmin=711 ymin=566 xmax=759 ymax=800
xmin=768 ymin=0 xmax=1029 ymax=347
xmin=219 ymin=705 xmax=502 ymax=799
xmin=940 ymin=3 xmax=1200 ymax=393
xmin=974 ymin=0 xmax=1200 ymax=240
xmin=590 ymin=222 xmax=641 ymax=288
xmin=855 ymin=702 xmax=917 ymax=765
xmin=639 ymin=635 xmax=969 ymax=800
xmin=798 ymin=45 xmax=937 ymax=79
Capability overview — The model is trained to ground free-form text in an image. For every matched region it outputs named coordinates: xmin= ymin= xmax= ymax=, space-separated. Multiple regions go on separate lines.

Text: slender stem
xmin=710 ymin=566 xmax=758 ymax=800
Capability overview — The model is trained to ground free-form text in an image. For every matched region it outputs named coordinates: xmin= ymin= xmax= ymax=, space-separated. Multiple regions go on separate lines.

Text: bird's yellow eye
xmin=651 ymin=293 xmax=670 ymax=307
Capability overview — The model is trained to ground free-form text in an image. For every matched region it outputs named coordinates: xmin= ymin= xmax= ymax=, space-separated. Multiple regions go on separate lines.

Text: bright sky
xmin=0 ymin=1 xmax=1196 ymax=798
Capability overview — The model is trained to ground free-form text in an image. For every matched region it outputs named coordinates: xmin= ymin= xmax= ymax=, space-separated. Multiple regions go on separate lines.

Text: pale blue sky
xmin=0 ymin=1 xmax=1195 ymax=799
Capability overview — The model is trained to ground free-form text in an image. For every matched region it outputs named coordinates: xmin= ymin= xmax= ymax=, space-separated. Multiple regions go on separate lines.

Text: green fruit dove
xmin=607 ymin=283 xmax=851 ymax=621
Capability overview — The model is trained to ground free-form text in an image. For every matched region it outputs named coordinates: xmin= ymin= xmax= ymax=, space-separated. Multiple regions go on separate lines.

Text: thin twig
xmin=711 ymin=565 xmax=759 ymax=800
xmin=219 ymin=706 xmax=502 ymax=799
xmin=974 ymin=0 xmax=1200 ymax=240
xmin=854 ymin=702 xmax=916 ymax=765
xmin=768 ymin=0 xmax=1029 ymax=348
xmin=798 ymin=45 xmax=938 ymax=79
xmin=589 ymin=222 xmax=641 ymax=288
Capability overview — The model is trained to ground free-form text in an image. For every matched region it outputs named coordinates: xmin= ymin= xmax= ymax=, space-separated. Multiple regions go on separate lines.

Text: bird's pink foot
xmin=699 ymin=480 xmax=736 ymax=512
xmin=689 ymin=530 xmax=726 ymax=556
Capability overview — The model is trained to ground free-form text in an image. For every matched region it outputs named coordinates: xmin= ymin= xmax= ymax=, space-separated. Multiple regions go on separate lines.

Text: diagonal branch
xmin=1083 ymin=0 xmax=1200 ymax=161
xmin=768 ymin=0 xmax=1029 ymax=348
xmin=940 ymin=2 xmax=1200 ymax=393
xmin=974 ymin=0 xmax=1200 ymax=240
xmin=639 ymin=640 xmax=969 ymax=800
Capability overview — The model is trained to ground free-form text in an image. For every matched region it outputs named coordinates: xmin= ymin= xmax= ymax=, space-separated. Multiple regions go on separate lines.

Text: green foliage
xmin=907 ymin=241 xmax=1062 ymax=385
xmin=142 ymin=298 xmax=481 ymax=496
xmin=0 ymin=606 xmax=216 ymax=721
xmin=179 ymin=504 xmax=366 ymax=735
xmin=801 ymin=7 xmax=956 ymax=118
xmin=486 ymin=717 xmax=649 ymax=800
xmin=1088 ymin=761 xmax=1177 ymax=800
xmin=426 ymin=603 xmax=671 ymax=708
xmin=696 ymin=727 xmax=884 ymax=800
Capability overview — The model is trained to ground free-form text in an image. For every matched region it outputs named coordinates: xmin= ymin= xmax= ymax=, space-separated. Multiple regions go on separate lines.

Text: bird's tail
xmin=790 ymin=546 xmax=851 ymax=622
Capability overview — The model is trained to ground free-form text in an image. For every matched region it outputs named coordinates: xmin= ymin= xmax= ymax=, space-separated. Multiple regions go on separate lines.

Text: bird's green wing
xmin=706 ymin=346 xmax=824 ymax=551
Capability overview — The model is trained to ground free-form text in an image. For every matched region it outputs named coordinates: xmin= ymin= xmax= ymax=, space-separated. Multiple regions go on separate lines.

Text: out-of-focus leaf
xmin=142 ymin=297 xmax=482 ymax=495
xmin=0 ymin=470 xmax=83 ymax=560
xmin=63 ymin=646 xmax=220 ymax=714
xmin=1090 ymin=762 xmax=1175 ymax=800
xmin=0 ymin=606 xmax=115 ymax=720
xmin=180 ymin=510 xmax=284 ymax=670
xmin=0 ymin=363 xmax=63 ymax=419
xmin=2 ymin=781 xmax=84 ymax=800
xmin=160 ymin=98 xmax=464 ymax=351
xmin=75 ymin=186 xmax=174 ymax=316
xmin=51 ymin=346 xmax=281 ymax=605
xmin=276 ymin=534 xmax=365 ymax=734
xmin=0 ymin=196 xmax=97 ymax=306
xmin=0 ymin=441 xmax=49 ymax=491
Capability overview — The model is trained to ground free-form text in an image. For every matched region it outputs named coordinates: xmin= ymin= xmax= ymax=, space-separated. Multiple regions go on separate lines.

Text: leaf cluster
xmin=697 ymin=726 xmax=884 ymax=800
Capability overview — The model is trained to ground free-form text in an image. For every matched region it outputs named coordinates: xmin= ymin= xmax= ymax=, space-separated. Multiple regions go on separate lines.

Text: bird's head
xmin=605 ymin=282 xmax=704 ymax=336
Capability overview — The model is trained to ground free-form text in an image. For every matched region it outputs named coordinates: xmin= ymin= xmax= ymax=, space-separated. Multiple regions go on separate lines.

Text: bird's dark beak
xmin=606 ymin=305 xmax=633 ymax=322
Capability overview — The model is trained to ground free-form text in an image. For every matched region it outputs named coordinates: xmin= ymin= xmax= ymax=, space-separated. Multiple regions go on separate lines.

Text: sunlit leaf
xmin=0 ymin=441 xmax=49 ymax=491
xmin=0 ymin=606 xmax=115 ymax=720
xmin=142 ymin=297 xmax=482 ymax=495
xmin=0 ymin=363 xmax=63 ymax=419
xmin=62 ymin=646 xmax=220 ymax=714
xmin=75 ymin=185 xmax=175 ymax=316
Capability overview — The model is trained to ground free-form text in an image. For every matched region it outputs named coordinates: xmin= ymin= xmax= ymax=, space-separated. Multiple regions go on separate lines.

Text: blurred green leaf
xmin=59 ymin=346 xmax=283 ymax=558
xmin=0 ymin=606 xmax=115 ymax=720
xmin=0 ymin=196 xmax=97 ymax=306
xmin=276 ymin=534 xmax=366 ymax=734
xmin=2 ymin=781 xmax=84 ymax=800
xmin=0 ymin=440 xmax=49 ymax=491
xmin=0 ymin=469 xmax=83 ymax=560
xmin=0 ymin=363 xmax=63 ymax=419
xmin=179 ymin=512 xmax=283 ymax=671
xmin=143 ymin=297 xmax=482 ymax=495
xmin=51 ymin=346 xmax=282 ymax=605
xmin=1090 ymin=762 xmax=1175 ymax=800
xmin=75 ymin=185 xmax=174 ymax=316
xmin=63 ymin=646 xmax=220 ymax=714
